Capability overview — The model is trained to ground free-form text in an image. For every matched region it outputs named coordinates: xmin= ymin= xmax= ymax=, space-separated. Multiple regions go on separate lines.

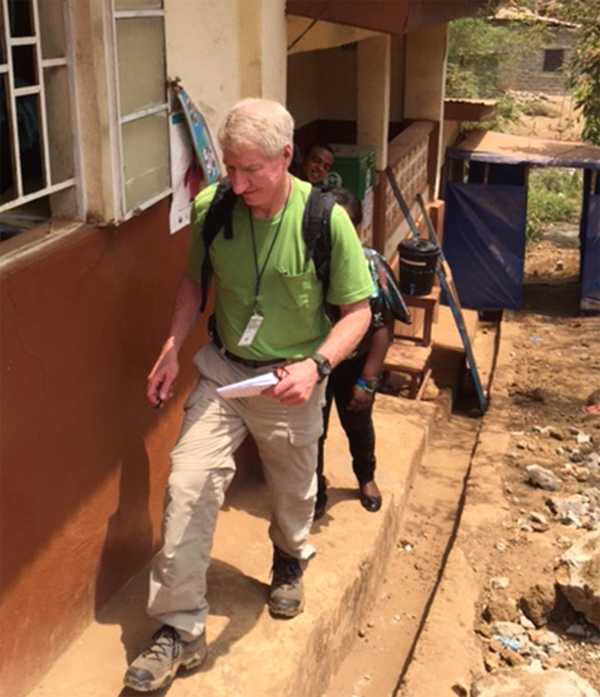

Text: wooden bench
xmin=382 ymin=286 xmax=440 ymax=400
xmin=395 ymin=286 xmax=440 ymax=347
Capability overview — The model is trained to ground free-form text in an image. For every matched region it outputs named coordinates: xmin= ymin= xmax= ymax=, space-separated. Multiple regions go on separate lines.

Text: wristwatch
xmin=311 ymin=353 xmax=332 ymax=383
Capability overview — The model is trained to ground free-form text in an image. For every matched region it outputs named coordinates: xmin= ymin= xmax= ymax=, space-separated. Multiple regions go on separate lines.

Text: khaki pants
xmin=147 ymin=343 xmax=325 ymax=639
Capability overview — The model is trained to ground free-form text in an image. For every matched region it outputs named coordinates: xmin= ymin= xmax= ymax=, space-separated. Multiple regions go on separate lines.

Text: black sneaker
xmin=123 ymin=625 xmax=207 ymax=692
xmin=268 ymin=547 xmax=304 ymax=618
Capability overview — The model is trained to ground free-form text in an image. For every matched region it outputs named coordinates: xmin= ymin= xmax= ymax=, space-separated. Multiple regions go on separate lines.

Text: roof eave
xmin=286 ymin=0 xmax=490 ymax=35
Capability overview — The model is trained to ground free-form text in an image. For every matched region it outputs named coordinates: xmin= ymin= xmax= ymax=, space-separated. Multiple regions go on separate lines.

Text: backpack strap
xmin=302 ymin=187 xmax=336 ymax=302
xmin=199 ymin=180 xmax=237 ymax=312
xmin=370 ymin=248 xmax=412 ymax=324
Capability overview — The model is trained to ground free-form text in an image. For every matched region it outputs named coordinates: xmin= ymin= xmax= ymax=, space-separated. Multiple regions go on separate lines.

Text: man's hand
xmin=265 ymin=359 xmax=319 ymax=405
xmin=147 ymin=338 xmax=179 ymax=407
xmin=347 ymin=384 xmax=374 ymax=412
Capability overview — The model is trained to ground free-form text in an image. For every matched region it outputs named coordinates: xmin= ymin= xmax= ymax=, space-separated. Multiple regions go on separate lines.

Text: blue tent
xmin=443 ymin=131 xmax=600 ymax=313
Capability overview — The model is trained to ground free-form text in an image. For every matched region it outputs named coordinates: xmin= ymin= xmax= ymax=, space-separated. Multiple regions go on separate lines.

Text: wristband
xmin=355 ymin=377 xmax=376 ymax=394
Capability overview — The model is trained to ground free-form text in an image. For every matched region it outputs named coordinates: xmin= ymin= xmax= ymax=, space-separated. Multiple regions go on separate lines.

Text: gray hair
xmin=218 ymin=98 xmax=294 ymax=158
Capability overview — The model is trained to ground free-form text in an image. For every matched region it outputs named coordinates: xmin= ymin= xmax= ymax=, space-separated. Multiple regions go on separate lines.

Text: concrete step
xmin=26 ymin=394 xmax=444 ymax=697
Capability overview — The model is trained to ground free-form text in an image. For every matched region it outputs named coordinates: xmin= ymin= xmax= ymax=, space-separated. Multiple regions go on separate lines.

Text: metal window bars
xmin=0 ymin=0 xmax=75 ymax=214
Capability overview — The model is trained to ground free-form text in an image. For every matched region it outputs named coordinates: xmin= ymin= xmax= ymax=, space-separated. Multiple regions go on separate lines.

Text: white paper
xmin=216 ymin=372 xmax=279 ymax=399
xmin=169 ymin=111 xmax=199 ymax=234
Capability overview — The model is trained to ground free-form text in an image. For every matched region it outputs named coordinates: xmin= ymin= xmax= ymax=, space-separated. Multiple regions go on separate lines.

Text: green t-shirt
xmin=187 ymin=176 xmax=373 ymax=360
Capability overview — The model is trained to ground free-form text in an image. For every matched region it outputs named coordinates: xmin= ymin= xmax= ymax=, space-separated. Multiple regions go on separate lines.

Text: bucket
xmin=398 ymin=237 xmax=440 ymax=296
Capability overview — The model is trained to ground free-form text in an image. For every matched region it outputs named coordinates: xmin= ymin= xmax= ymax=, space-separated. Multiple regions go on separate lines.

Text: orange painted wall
xmin=0 ymin=201 xmax=212 ymax=697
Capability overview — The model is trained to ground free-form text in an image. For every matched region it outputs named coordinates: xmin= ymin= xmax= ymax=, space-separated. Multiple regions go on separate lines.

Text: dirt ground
xmin=323 ymin=227 xmax=600 ymax=696
xmin=470 ymin=232 xmax=600 ymax=688
xmin=504 ymin=94 xmax=584 ymax=142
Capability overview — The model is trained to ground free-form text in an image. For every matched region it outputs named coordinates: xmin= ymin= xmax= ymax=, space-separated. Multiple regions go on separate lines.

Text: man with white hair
xmin=124 ymin=98 xmax=373 ymax=692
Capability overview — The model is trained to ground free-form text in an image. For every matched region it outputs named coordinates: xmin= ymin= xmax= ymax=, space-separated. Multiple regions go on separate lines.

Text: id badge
xmin=238 ymin=312 xmax=264 ymax=347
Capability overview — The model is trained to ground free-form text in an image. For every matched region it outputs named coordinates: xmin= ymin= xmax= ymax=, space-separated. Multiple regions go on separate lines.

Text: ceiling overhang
xmin=286 ymin=1 xmax=490 ymax=35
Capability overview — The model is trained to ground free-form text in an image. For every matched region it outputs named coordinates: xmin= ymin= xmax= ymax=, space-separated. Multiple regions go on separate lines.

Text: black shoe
xmin=123 ymin=625 xmax=207 ymax=692
xmin=269 ymin=547 xmax=304 ymax=618
xmin=359 ymin=481 xmax=382 ymax=512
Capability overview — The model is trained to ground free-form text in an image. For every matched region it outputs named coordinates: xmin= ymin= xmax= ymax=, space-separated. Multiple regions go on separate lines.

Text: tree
xmin=547 ymin=1 xmax=600 ymax=144
xmin=509 ymin=0 xmax=600 ymax=143
xmin=446 ymin=17 xmax=537 ymax=100
xmin=446 ymin=12 xmax=541 ymax=130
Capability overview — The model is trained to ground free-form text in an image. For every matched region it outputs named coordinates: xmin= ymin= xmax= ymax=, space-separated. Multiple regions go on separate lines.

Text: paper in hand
xmin=216 ymin=371 xmax=279 ymax=399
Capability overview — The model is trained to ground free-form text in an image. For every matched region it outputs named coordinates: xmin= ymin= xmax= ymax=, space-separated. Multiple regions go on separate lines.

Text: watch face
xmin=313 ymin=353 xmax=332 ymax=380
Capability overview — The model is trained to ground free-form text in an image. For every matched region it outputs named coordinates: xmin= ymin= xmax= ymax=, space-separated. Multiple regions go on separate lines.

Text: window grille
xmin=0 ymin=0 xmax=76 ymax=215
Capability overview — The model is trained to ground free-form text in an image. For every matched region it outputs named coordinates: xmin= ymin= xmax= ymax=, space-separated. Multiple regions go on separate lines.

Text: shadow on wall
xmin=94 ymin=443 xmax=154 ymax=615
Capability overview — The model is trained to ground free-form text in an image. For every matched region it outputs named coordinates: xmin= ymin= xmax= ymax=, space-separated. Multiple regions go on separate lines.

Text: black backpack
xmin=199 ymin=181 xmax=335 ymax=312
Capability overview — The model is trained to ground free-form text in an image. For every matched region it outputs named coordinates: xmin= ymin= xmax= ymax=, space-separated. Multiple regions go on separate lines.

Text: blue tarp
xmin=442 ymin=182 xmax=527 ymax=310
xmin=581 ymin=193 xmax=600 ymax=311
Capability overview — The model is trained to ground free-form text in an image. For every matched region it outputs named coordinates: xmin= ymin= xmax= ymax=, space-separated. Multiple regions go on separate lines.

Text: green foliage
xmin=461 ymin=93 xmax=520 ymax=132
xmin=526 ymin=167 xmax=582 ymax=241
xmin=510 ymin=0 xmax=600 ymax=144
xmin=545 ymin=0 xmax=600 ymax=143
xmin=447 ymin=19 xmax=516 ymax=99
xmin=446 ymin=17 xmax=541 ymax=100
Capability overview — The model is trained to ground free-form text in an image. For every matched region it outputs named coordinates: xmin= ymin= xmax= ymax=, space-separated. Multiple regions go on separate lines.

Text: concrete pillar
xmin=404 ymin=22 xmax=448 ymax=196
xmin=389 ymin=34 xmax=407 ymax=123
xmin=239 ymin=0 xmax=287 ymax=103
xmin=357 ymin=35 xmax=391 ymax=170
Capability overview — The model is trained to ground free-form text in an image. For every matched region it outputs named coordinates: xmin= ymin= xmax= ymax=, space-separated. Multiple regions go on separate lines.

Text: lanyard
xmin=248 ymin=194 xmax=290 ymax=309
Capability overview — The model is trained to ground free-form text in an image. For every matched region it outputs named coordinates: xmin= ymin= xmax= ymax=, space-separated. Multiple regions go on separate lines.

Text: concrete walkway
xmin=26 ymin=392 xmax=443 ymax=697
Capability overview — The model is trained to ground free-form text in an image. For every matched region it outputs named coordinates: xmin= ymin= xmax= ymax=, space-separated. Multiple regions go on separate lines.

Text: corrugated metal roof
xmin=494 ymin=7 xmax=578 ymax=29
xmin=449 ymin=131 xmax=600 ymax=169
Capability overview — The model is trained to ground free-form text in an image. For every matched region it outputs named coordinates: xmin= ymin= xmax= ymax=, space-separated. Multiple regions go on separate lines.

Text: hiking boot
xmin=268 ymin=547 xmax=304 ymax=618
xmin=123 ymin=625 xmax=207 ymax=692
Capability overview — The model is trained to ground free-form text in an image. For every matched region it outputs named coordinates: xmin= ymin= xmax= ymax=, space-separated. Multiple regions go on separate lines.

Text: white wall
xmin=287 ymin=16 xmax=378 ymax=55
xmin=164 ymin=0 xmax=287 ymax=144
xmin=287 ymin=44 xmax=357 ymax=129
xmin=389 ymin=34 xmax=406 ymax=123
xmin=404 ymin=22 xmax=448 ymax=122
xmin=404 ymin=22 xmax=449 ymax=195
xmin=286 ymin=51 xmax=322 ymax=128
xmin=318 ymin=45 xmax=358 ymax=121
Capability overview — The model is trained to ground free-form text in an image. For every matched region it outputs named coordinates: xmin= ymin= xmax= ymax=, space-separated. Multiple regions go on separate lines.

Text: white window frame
xmin=110 ymin=2 xmax=171 ymax=221
xmin=1 ymin=0 xmax=173 ymax=245
xmin=0 ymin=0 xmax=78 ymax=215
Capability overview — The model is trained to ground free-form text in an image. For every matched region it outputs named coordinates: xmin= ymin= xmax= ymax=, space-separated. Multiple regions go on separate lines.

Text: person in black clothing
xmin=315 ymin=188 xmax=394 ymax=518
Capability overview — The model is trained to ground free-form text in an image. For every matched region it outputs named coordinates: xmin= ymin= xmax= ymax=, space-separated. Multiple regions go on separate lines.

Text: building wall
xmin=0 ymin=203 xmax=208 ymax=697
xmin=404 ymin=22 xmax=448 ymax=197
xmin=287 ymin=15 xmax=377 ymax=55
xmin=287 ymin=44 xmax=357 ymax=129
xmin=390 ymin=34 xmax=407 ymax=123
xmin=287 ymin=50 xmax=323 ymax=127
xmin=1 ymin=3 xmax=290 ymax=695
xmin=498 ymin=25 xmax=575 ymax=96
xmin=165 ymin=0 xmax=287 ymax=145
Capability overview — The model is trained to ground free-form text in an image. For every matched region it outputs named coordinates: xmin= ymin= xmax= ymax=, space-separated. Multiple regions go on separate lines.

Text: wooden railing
xmin=373 ymin=120 xmax=436 ymax=258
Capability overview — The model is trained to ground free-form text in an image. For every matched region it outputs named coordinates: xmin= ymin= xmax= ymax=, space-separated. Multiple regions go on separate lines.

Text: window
xmin=112 ymin=1 xmax=170 ymax=218
xmin=543 ymin=48 xmax=565 ymax=73
xmin=1 ymin=0 xmax=76 ymax=241
xmin=1 ymin=1 xmax=171 ymax=250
